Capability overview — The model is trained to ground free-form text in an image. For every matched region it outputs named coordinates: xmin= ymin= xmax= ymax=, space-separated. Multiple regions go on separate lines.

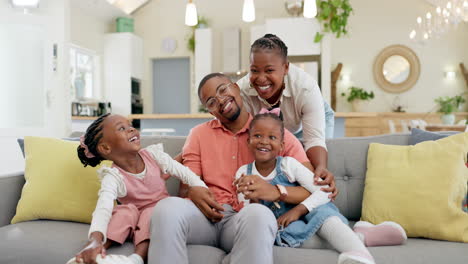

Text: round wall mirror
xmin=373 ymin=45 xmax=420 ymax=93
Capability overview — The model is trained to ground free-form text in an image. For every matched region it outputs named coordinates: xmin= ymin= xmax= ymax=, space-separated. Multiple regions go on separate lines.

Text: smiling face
xmin=248 ymin=117 xmax=284 ymax=164
xmin=249 ymin=50 xmax=289 ymax=102
xmin=97 ymin=115 xmax=141 ymax=158
xmin=199 ymin=76 xmax=243 ymax=123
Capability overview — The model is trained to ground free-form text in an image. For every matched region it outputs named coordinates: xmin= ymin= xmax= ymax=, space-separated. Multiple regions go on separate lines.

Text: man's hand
xmin=234 ymin=174 xmax=280 ymax=202
xmin=188 ymin=186 xmax=224 ymax=222
xmin=313 ymin=166 xmax=338 ymax=200
xmin=277 ymin=204 xmax=308 ymax=228
xmin=74 ymin=235 xmax=105 ymax=264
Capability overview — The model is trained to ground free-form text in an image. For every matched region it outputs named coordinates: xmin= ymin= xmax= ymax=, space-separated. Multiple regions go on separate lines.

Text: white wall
xmin=134 ymin=0 xmax=468 ymax=114
xmin=0 ymin=0 xmax=71 ymax=138
xmin=133 ymin=0 xmax=289 ymax=113
xmin=70 ymin=7 xmax=108 ymax=54
xmin=333 ymin=0 xmax=468 ymax=113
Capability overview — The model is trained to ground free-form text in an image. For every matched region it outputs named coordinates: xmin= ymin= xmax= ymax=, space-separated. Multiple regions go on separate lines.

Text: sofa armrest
xmin=0 ymin=173 xmax=25 ymax=227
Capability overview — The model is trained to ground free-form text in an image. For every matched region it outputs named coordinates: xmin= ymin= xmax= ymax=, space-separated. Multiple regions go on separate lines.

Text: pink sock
xmin=353 ymin=221 xmax=407 ymax=247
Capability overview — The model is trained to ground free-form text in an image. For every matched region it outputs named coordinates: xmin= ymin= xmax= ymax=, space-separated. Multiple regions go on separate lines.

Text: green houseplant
xmin=453 ymin=95 xmax=466 ymax=111
xmin=314 ymin=0 xmax=353 ymax=43
xmin=187 ymin=16 xmax=208 ymax=52
xmin=435 ymin=96 xmax=456 ymax=125
xmin=341 ymin=86 xmax=374 ymax=112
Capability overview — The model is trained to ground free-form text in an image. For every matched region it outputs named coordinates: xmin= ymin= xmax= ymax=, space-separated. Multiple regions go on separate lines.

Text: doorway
xmin=152 ymin=58 xmax=191 ymax=114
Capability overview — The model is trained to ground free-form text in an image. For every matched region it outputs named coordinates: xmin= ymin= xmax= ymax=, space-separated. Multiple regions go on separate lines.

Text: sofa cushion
xmin=0 ymin=221 xmax=226 ymax=264
xmin=408 ymin=128 xmax=456 ymax=145
xmin=325 ymin=134 xmax=410 ymax=220
xmin=362 ymin=133 xmax=468 ymax=242
xmin=11 ymin=137 xmax=110 ymax=224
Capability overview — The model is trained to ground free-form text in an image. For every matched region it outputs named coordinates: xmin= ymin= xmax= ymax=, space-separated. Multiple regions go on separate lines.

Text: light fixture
xmin=185 ymin=0 xmax=198 ymax=26
xmin=410 ymin=0 xmax=468 ymax=43
xmin=340 ymin=74 xmax=350 ymax=82
xmin=303 ymin=0 xmax=317 ymax=18
xmin=10 ymin=0 xmax=39 ymax=8
xmin=445 ymin=71 xmax=456 ymax=79
xmin=242 ymin=0 xmax=255 ymax=23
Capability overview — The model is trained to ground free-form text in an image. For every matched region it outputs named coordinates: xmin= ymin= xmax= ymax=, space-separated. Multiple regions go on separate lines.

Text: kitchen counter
xmin=129 ymin=112 xmax=377 ymax=119
xmin=71 ymin=116 xmax=99 ymax=120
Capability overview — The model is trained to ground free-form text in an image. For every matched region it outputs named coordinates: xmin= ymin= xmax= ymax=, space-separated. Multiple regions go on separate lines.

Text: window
xmin=70 ymin=45 xmax=97 ymax=100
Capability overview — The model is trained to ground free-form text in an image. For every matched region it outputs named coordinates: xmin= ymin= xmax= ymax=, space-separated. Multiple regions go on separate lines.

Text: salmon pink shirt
xmin=182 ymin=114 xmax=308 ymax=211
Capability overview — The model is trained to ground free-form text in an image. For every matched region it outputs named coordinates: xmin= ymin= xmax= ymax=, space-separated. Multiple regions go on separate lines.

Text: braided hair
xmin=77 ymin=113 xmax=110 ymax=167
xmin=250 ymin=34 xmax=288 ymax=61
xmin=249 ymin=112 xmax=285 ymax=140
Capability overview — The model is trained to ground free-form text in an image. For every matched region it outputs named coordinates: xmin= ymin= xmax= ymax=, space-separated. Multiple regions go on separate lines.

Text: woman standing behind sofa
xmin=237 ymin=34 xmax=336 ymax=194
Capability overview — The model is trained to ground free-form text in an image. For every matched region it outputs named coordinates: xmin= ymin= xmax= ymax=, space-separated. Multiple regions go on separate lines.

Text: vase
xmin=440 ymin=114 xmax=455 ymax=125
xmin=351 ymin=100 xmax=369 ymax=112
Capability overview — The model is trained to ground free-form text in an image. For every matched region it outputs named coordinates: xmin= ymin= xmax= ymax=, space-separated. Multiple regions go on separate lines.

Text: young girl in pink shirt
xmin=67 ymin=114 xmax=207 ymax=264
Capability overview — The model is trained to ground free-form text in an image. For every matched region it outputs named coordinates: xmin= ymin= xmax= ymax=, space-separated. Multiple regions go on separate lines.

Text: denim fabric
xmin=247 ymin=157 xmax=347 ymax=248
xmin=323 ymin=100 xmax=335 ymax=139
xmin=293 ymin=100 xmax=335 ymax=142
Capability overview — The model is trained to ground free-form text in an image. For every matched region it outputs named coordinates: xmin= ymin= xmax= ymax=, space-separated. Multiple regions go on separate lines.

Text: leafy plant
xmin=453 ymin=95 xmax=466 ymax=109
xmin=341 ymin=87 xmax=374 ymax=102
xmin=435 ymin=96 xmax=456 ymax=115
xmin=198 ymin=103 xmax=209 ymax=113
xmin=187 ymin=16 xmax=209 ymax=52
xmin=314 ymin=0 xmax=353 ymax=43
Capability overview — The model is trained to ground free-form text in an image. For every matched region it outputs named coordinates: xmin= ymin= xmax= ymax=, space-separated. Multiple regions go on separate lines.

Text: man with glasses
xmin=149 ymin=73 xmax=335 ymax=264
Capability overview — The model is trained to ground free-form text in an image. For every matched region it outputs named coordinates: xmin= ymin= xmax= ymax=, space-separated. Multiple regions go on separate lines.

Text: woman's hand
xmin=313 ymin=166 xmax=338 ymax=200
xmin=75 ymin=235 xmax=105 ymax=264
xmin=234 ymin=174 xmax=280 ymax=202
xmin=277 ymin=204 xmax=308 ymax=228
xmin=188 ymin=186 xmax=225 ymax=222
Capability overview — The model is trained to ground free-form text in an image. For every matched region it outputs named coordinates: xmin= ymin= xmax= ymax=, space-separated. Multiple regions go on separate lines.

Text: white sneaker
xmin=338 ymin=251 xmax=375 ymax=264
xmin=66 ymin=254 xmax=134 ymax=264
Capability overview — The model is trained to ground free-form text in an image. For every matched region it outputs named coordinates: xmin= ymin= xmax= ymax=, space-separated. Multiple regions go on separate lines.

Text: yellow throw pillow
xmin=361 ymin=132 xmax=468 ymax=242
xmin=11 ymin=137 xmax=110 ymax=224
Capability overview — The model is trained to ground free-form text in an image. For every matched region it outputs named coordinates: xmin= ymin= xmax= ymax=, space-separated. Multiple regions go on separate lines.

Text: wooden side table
xmin=425 ymin=124 xmax=467 ymax=132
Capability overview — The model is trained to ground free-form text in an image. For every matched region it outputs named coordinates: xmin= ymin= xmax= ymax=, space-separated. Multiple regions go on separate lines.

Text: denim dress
xmin=246 ymin=156 xmax=348 ymax=248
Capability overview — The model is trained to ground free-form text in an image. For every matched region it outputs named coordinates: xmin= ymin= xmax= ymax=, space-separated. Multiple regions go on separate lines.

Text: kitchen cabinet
xmin=103 ymin=33 xmax=143 ymax=116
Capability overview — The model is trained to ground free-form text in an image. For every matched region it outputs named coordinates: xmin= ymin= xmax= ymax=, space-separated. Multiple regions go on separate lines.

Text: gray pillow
xmin=17 ymin=137 xmax=80 ymax=157
xmin=409 ymin=128 xmax=457 ymax=145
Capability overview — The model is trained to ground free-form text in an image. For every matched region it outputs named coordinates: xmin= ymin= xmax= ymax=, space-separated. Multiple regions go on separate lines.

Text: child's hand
xmin=235 ymin=174 xmax=280 ymax=202
xmin=75 ymin=237 xmax=105 ymax=264
xmin=277 ymin=204 xmax=309 ymax=228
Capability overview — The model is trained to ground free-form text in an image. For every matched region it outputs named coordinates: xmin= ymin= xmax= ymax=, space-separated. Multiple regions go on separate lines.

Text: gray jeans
xmin=149 ymin=197 xmax=277 ymax=264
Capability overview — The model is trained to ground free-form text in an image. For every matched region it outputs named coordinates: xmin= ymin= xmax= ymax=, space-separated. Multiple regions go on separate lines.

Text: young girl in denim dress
xmin=235 ymin=110 xmax=406 ymax=264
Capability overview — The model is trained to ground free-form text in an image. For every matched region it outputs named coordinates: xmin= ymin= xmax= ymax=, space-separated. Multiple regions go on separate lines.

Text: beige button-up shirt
xmin=237 ymin=63 xmax=326 ymax=151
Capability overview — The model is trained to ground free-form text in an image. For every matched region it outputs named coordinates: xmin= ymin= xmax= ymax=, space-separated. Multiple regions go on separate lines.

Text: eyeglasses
xmin=204 ymin=83 xmax=234 ymax=111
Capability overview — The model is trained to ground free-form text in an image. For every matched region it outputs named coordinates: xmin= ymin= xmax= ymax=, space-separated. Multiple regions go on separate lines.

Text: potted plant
xmin=187 ymin=16 xmax=208 ymax=52
xmin=341 ymin=86 xmax=374 ymax=112
xmin=453 ymin=94 xmax=466 ymax=111
xmin=314 ymin=0 xmax=353 ymax=43
xmin=434 ymin=96 xmax=456 ymax=125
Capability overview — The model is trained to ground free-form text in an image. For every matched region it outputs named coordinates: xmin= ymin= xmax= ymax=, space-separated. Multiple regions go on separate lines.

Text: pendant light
xmin=185 ymin=0 xmax=198 ymax=26
xmin=303 ymin=0 xmax=317 ymax=18
xmin=242 ymin=0 xmax=255 ymax=23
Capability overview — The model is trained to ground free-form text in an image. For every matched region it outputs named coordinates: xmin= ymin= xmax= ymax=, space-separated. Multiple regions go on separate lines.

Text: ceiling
xmin=71 ymin=0 xmax=125 ymax=21
xmin=70 ymin=0 xmax=150 ymax=21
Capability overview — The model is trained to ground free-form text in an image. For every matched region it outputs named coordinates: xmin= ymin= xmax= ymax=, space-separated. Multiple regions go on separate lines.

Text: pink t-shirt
xmin=182 ymin=114 xmax=308 ymax=211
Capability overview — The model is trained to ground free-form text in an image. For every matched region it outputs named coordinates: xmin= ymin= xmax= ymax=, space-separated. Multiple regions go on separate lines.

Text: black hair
xmin=197 ymin=72 xmax=229 ymax=100
xmin=249 ymin=112 xmax=285 ymax=140
xmin=77 ymin=113 xmax=110 ymax=167
xmin=250 ymin=33 xmax=288 ymax=61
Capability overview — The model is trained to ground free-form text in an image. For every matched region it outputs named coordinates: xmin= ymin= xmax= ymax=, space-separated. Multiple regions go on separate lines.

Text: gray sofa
xmin=1 ymin=134 xmax=467 ymax=264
